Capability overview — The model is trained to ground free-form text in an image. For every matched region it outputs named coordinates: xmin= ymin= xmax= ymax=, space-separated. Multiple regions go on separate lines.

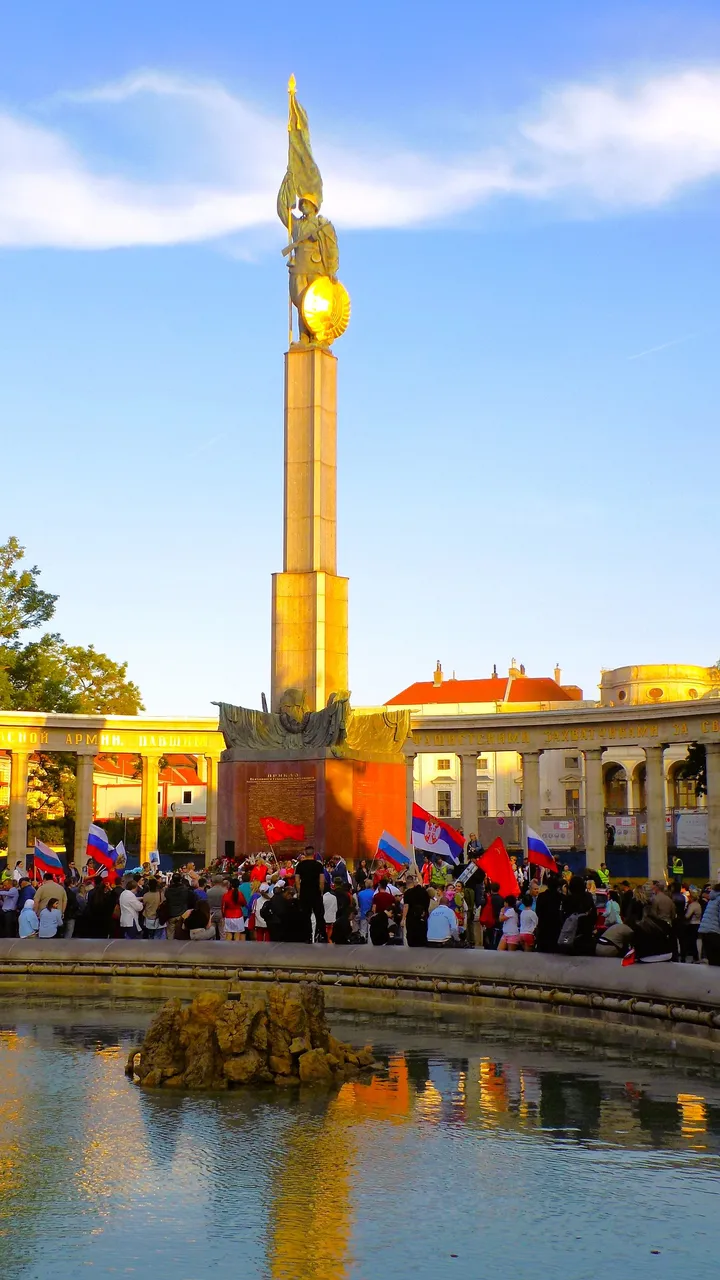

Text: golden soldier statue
xmin=277 ymin=76 xmax=350 ymax=346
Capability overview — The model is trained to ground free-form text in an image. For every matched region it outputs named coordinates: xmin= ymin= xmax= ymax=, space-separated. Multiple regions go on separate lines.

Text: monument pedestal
xmin=218 ymin=752 xmax=405 ymax=862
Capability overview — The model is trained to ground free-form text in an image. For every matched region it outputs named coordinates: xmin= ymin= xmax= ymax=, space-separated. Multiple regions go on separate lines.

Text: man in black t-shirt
xmin=295 ymin=847 xmax=326 ymax=942
xmin=402 ymin=875 xmax=430 ymax=947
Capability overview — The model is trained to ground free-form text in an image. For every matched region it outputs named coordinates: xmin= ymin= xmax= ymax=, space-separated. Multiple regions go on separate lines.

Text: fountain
xmin=125 ymin=982 xmax=376 ymax=1089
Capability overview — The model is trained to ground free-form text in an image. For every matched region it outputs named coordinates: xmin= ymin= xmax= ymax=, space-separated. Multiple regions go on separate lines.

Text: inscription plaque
xmin=247 ymin=773 xmax=316 ymax=850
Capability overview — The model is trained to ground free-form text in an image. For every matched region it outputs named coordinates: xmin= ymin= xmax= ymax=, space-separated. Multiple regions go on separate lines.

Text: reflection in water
xmin=0 ymin=1007 xmax=719 ymax=1279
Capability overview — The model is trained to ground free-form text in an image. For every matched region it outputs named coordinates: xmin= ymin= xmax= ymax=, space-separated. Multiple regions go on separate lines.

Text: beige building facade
xmin=389 ymin=663 xmax=720 ymax=879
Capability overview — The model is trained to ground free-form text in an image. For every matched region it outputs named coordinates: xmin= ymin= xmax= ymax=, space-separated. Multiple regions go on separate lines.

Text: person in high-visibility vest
xmin=597 ymin=863 xmax=610 ymax=887
xmin=430 ymin=858 xmax=449 ymax=889
xmin=672 ymin=854 xmax=684 ymax=879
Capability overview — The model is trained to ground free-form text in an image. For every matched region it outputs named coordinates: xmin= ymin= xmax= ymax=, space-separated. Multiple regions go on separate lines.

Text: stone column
xmin=8 ymin=749 xmax=30 ymax=866
xmin=405 ymin=751 xmax=417 ymax=849
xmin=705 ymin=742 xmax=720 ymax=880
xmin=74 ymin=754 xmax=95 ymax=866
xmin=459 ymin=752 xmax=478 ymax=844
xmin=271 ymin=346 xmax=348 ymax=711
xmin=139 ymin=754 xmax=160 ymax=863
xmin=584 ymin=748 xmax=605 ymax=867
xmin=645 ymin=744 xmax=667 ymax=881
xmin=521 ymin=751 xmax=542 ymax=841
xmin=204 ymin=754 xmax=220 ymax=865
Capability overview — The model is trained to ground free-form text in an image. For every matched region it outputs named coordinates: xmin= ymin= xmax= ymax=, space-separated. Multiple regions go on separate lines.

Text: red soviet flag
xmin=477 ymin=837 xmax=518 ymax=899
xmin=260 ymin=816 xmax=306 ymax=844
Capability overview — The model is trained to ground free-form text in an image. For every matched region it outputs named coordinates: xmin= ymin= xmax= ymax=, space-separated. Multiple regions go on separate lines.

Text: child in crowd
xmin=497 ymin=895 xmax=519 ymax=950
xmin=323 ymin=884 xmax=338 ymax=942
xmin=509 ymin=893 xmax=538 ymax=951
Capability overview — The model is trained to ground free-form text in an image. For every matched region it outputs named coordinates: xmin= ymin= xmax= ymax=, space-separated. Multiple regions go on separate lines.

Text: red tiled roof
xmin=507 ymin=678 xmax=581 ymax=702
xmin=387 ymin=678 xmax=509 ymax=705
xmin=94 ymin=753 xmax=203 ymax=785
xmin=386 ymin=676 xmax=581 ymax=706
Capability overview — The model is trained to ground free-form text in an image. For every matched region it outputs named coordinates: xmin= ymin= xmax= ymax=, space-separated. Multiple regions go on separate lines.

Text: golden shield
xmin=301 ymin=276 xmax=351 ymax=344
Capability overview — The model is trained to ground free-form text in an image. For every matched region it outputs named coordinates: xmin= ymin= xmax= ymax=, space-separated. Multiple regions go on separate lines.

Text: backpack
xmin=255 ymin=897 xmax=270 ymax=926
xmin=557 ymin=911 xmax=587 ymax=952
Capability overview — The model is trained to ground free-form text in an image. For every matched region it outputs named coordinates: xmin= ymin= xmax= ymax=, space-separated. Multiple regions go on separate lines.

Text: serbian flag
xmin=376 ymin=830 xmax=412 ymax=871
xmin=411 ymin=803 xmax=464 ymax=864
xmin=33 ymin=839 xmax=65 ymax=878
xmin=260 ymin=816 xmax=305 ymax=844
xmin=526 ymin=827 xmax=559 ymax=873
xmin=477 ymin=837 xmax=518 ymax=898
xmin=86 ymin=823 xmax=115 ymax=871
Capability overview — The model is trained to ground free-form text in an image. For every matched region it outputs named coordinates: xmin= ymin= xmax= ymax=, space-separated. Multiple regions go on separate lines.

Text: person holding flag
xmin=411 ymin=803 xmax=465 ymax=866
xmin=376 ymin=831 xmax=413 ymax=874
xmin=33 ymin=839 xmax=66 ymax=882
xmin=526 ymin=827 xmax=560 ymax=876
xmin=86 ymin=824 xmax=117 ymax=879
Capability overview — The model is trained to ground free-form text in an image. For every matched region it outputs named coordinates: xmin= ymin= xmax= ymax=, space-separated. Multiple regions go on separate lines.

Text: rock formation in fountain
xmin=125 ymin=983 xmax=376 ymax=1089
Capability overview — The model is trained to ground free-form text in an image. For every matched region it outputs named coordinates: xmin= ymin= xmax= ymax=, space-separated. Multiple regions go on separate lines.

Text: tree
xmin=63 ymin=646 xmax=143 ymax=714
xmin=677 ymin=742 xmax=706 ymax=796
xmin=0 ymin=536 xmax=145 ymax=847
xmin=0 ymin=537 xmax=57 ymax=639
xmin=0 ymin=538 xmax=143 ymax=713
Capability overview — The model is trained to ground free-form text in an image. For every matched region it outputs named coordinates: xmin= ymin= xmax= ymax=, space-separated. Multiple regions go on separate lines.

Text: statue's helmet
xmin=278 ymin=687 xmax=309 ymax=724
xmin=298 ymin=194 xmax=319 ymax=211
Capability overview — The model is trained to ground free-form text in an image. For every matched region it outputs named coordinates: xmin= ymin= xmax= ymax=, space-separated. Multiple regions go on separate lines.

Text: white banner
xmin=675 ymin=811 xmax=708 ymax=849
xmin=607 ymin=815 xmax=637 ymax=847
xmin=540 ymin=819 xmax=575 ymax=850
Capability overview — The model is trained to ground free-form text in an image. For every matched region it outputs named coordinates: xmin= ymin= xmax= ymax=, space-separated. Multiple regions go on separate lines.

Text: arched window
xmin=671 ymin=764 xmax=701 ymax=810
xmin=603 ymin=763 xmax=628 ymax=812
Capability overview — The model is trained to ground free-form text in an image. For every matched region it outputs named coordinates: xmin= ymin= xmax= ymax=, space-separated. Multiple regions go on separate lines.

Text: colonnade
xmin=4 ymin=748 xmax=221 ymax=868
xmin=405 ymin=742 xmax=720 ymax=878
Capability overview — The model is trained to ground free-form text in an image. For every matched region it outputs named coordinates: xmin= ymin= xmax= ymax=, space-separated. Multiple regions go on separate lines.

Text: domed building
xmin=600 ymin=664 xmax=720 ymax=708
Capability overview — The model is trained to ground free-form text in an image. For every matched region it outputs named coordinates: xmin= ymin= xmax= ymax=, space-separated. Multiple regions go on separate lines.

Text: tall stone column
xmin=405 ymin=751 xmax=417 ymax=849
xmin=271 ymin=346 xmax=348 ymax=711
xmin=521 ymin=751 xmax=542 ymax=844
xmin=705 ymin=742 xmax=720 ymax=880
xmin=204 ymin=754 xmax=220 ymax=865
xmin=8 ymin=750 xmax=30 ymax=866
xmin=645 ymin=744 xmax=667 ymax=881
xmin=74 ymin=754 xmax=95 ymax=866
xmin=584 ymin=748 xmax=605 ymax=867
xmin=459 ymin=752 xmax=478 ymax=844
xmin=139 ymin=754 xmax=159 ymax=863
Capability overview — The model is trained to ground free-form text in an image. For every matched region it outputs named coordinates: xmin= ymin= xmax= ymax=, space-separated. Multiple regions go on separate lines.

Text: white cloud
xmin=0 ymin=66 xmax=719 ymax=249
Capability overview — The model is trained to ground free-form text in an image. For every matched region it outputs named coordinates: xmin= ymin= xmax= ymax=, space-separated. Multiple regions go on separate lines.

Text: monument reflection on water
xmin=1 ymin=1006 xmax=720 ymax=1280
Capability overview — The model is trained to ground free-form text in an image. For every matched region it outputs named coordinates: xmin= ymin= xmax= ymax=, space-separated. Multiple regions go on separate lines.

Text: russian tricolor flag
xmin=377 ymin=830 xmax=412 ymax=871
xmin=34 ymin=839 xmax=65 ymax=878
xmin=86 ymin=823 xmax=115 ymax=870
xmin=526 ymin=826 xmax=559 ymax=873
xmin=411 ymin=803 xmax=464 ymax=864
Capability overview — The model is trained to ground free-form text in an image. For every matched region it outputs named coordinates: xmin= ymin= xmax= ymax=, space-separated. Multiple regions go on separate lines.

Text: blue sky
xmin=2 ymin=1 xmax=720 ymax=713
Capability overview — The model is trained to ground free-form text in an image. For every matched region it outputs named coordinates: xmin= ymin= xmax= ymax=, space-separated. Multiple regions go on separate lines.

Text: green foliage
xmin=0 ymin=536 xmax=143 ymax=714
xmin=26 ymin=818 xmax=67 ymax=850
xmin=93 ymin=817 xmax=192 ymax=858
xmin=130 ymin=754 xmax=169 ymax=779
xmin=0 ymin=537 xmax=57 ymax=640
xmin=98 ymin=817 xmax=140 ymax=858
xmin=677 ymin=742 xmax=707 ymax=796
xmin=0 ymin=536 xmax=146 ymax=841
xmin=159 ymin=817 xmax=192 ymax=854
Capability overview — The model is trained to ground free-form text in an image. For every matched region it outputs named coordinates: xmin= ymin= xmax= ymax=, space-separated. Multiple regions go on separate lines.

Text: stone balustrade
xmin=1 ymin=940 xmax=719 ymax=1062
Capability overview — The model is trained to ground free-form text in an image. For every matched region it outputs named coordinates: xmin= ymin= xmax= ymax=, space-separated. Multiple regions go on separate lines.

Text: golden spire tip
xmin=288 ymin=73 xmax=296 ymax=93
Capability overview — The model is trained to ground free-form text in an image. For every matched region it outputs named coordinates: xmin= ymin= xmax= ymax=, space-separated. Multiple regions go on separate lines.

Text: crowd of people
xmin=1 ymin=845 xmax=719 ymax=964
